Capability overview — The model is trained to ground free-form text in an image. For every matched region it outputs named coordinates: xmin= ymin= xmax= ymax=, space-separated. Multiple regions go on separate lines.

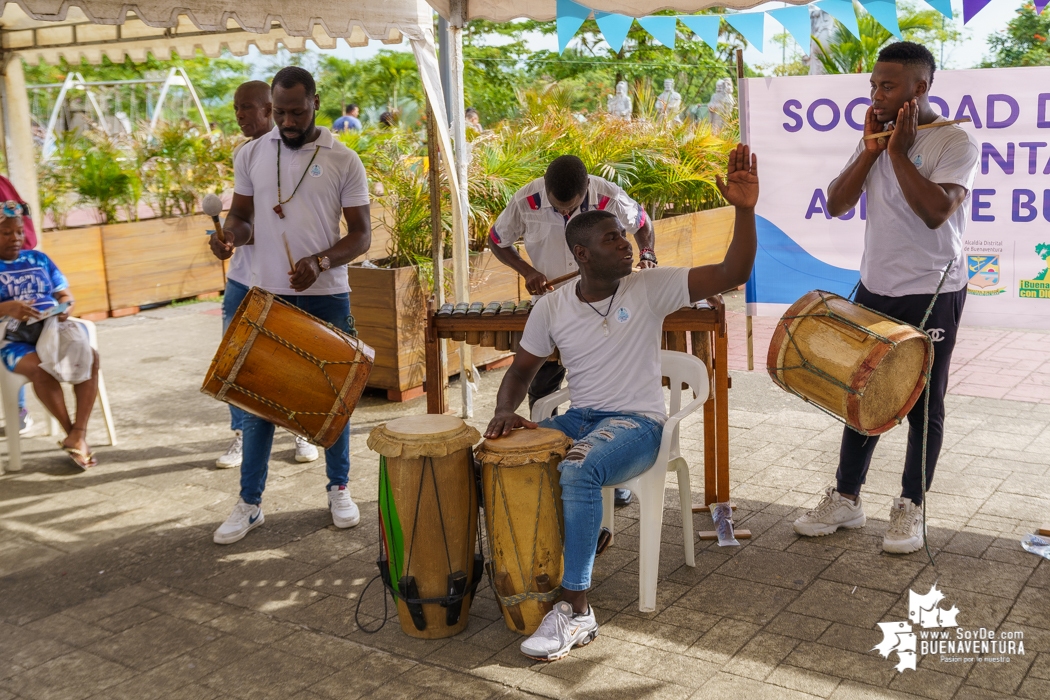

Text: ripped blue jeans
xmin=540 ymin=408 xmax=663 ymax=591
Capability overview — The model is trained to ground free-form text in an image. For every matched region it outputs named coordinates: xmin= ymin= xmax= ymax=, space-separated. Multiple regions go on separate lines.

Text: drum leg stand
xmin=1040 ymin=524 xmax=1050 ymax=537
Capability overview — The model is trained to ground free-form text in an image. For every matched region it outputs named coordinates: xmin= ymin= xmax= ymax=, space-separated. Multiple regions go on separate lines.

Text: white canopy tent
xmin=427 ymin=0 xmax=807 ymax=20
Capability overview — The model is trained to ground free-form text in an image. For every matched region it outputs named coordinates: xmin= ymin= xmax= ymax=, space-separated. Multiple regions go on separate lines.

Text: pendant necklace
xmin=577 ymin=281 xmax=619 ymax=337
xmin=273 ymin=140 xmax=321 ymax=219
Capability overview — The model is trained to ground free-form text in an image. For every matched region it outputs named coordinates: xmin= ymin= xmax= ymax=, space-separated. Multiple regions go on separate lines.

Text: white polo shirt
xmin=233 ymin=126 xmax=370 ymax=295
xmin=844 ymin=117 xmax=979 ymax=296
xmin=489 ymin=175 xmax=648 ymax=284
xmin=226 ymin=138 xmax=253 ymax=286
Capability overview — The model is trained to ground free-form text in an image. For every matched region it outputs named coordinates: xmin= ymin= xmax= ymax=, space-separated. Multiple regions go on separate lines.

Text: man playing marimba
xmin=484 ymin=144 xmax=759 ymax=661
xmin=489 ymin=155 xmax=655 ymax=506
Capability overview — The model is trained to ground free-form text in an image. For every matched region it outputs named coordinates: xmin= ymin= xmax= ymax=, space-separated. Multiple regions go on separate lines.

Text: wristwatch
xmin=639 ymin=248 xmax=658 ymax=265
xmin=316 ymin=255 xmax=331 ymax=272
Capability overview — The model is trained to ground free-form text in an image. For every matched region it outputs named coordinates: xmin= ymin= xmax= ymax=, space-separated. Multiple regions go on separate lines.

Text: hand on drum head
xmin=484 ymin=411 xmax=538 ymax=439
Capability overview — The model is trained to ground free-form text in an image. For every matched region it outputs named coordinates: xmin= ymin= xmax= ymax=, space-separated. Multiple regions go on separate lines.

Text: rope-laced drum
xmin=767 ymin=290 xmax=933 ymax=436
xmin=475 ymin=428 xmax=573 ymax=635
xmin=367 ymin=415 xmax=484 ymax=639
xmin=201 ymin=287 xmax=374 ymax=448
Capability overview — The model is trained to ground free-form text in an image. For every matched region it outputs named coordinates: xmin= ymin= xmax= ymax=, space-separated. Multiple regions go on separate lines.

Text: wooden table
xmin=423 ymin=295 xmax=748 ymax=539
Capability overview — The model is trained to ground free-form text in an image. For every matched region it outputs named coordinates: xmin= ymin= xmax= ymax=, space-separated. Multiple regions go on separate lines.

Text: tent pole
xmin=736 ymin=48 xmax=754 ymax=372
xmin=448 ymin=0 xmax=473 ymax=418
xmin=0 ymin=56 xmax=42 ymax=250
xmin=438 ymin=16 xmax=453 ymax=123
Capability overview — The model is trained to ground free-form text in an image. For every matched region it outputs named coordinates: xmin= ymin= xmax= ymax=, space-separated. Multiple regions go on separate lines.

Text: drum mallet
xmin=202 ymin=193 xmax=225 ymax=243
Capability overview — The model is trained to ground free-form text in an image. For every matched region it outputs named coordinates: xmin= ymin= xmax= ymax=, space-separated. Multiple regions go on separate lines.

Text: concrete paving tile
xmin=1031 ymin=650 xmax=1050 ymax=679
xmin=685 ymin=618 xmax=762 ymax=664
xmin=819 ymin=551 xmax=925 ymax=594
xmin=270 ymin=629 xmax=371 ymax=668
xmin=676 ymin=573 xmax=798 ymax=625
xmin=714 ymin=545 xmax=830 ymax=591
xmin=204 ymin=609 xmax=298 ymax=644
xmin=140 ymin=591 xmax=227 ymax=625
xmin=786 ymin=640 xmax=897 ymax=688
xmin=722 ymin=632 xmax=800 ymax=681
xmin=601 ymin=614 xmax=705 ymax=654
xmin=785 ymin=537 xmax=848 ymax=562
xmin=691 ymin=671 xmax=824 ymax=699
xmin=424 ymin=637 xmax=502 ymax=670
xmin=964 ymin=651 xmax=1035 ymax=694
xmin=1 ymin=650 xmax=135 ymax=700
xmin=305 ymin=652 xmax=417 ymax=699
xmin=341 ymin=616 xmax=452 ymax=659
xmin=24 ymin=613 xmax=114 ymax=648
xmin=787 ymin=580 xmax=898 ymax=629
xmin=0 ymin=621 xmax=75 ymax=672
xmin=95 ymin=604 xmax=162 ymax=632
xmin=906 ymin=552 xmax=1030 ymax=600
xmin=1018 ymin=677 xmax=1050 ymax=699
xmin=765 ymin=665 xmax=841 ymax=698
xmin=199 ymin=646 xmax=338 ymax=700
xmin=60 ymin=582 xmax=166 ymax=623
xmin=765 ymin=611 xmax=834 ymax=642
xmin=652 ymin=605 xmax=721 ymax=634
xmin=97 ymin=671 xmax=220 ymax=700
xmin=86 ymin=613 xmax=221 ymax=672
xmin=828 ymin=679 xmax=929 ymax=699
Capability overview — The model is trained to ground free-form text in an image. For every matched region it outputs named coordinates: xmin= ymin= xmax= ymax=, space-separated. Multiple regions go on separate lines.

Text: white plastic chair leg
xmin=601 ymin=486 xmax=615 ymax=544
xmin=637 ymin=484 xmax=664 ymax=612
xmin=672 ymin=457 xmax=696 ymax=567
xmin=1 ymin=375 xmax=24 ymax=473
xmin=96 ymin=370 xmax=117 ymax=446
xmin=48 ymin=416 xmax=59 ymax=437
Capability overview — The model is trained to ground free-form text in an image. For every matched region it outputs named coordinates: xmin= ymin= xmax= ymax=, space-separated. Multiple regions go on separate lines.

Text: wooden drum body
xmin=476 ymin=428 xmax=573 ymax=635
xmin=367 ymin=415 xmax=483 ymax=639
xmin=201 ymin=287 xmax=374 ymax=448
xmin=767 ymin=291 xmax=933 ymax=436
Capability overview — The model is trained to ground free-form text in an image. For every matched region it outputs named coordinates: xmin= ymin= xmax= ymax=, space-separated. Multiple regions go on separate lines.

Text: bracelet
xmin=639 ymin=250 xmax=658 ymax=264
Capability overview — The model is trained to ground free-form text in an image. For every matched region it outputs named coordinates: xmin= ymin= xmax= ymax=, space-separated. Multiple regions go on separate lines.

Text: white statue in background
xmin=606 ymin=81 xmax=632 ymax=120
xmin=707 ymin=78 xmax=736 ymax=131
xmin=657 ymin=79 xmax=682 ymax=122
xmin=809 ymin=6 xmax=836 ymax=76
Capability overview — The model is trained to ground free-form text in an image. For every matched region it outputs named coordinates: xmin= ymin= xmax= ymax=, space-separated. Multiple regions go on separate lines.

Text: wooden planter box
xmin=101 ymin=214 xmax=225 ymax=314
xmin=350 ymin=249 xmax=520 ymax=401
xmin=40 ymin=226 xmax=109 ymax=318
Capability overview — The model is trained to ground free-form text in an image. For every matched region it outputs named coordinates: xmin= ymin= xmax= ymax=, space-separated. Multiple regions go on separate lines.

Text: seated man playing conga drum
xmin=0 ymin=205 xmax=99 ymax=469
xmin=484 ymin=144 xmax=759 ymax=661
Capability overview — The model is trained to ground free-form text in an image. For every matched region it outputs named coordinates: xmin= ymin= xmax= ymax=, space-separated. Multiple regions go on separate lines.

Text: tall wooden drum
xmin=476 ymin=428 xmax=573 ymax=635
xmin=201 ymin=287 xmax=374 ymax=448
xmin=767 ymin=290 xmax=933 ymax=436
xmin=367 ymin=415 xmax=483 ymax=639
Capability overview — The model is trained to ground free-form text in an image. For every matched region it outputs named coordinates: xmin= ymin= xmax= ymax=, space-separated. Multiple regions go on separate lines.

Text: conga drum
xmin=201 ymin=288 xmax=374 ymax=448
xmin=767 ymin=290 xmax=933 ymax=436
xmin=367 ymin=415 xmax=483 ymax=639
xmin=475 ymin=427 xmax=573 ymax=635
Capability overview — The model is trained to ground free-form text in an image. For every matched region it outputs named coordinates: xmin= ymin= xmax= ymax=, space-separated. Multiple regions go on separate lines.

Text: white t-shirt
xmin=844 ymin=117 xmax=979 ymax=296
xmin=233 ymin=126 xmax=370 ymax=295
xmin=226 ymin=138 xmax=253 ymax=286
xmin=519 ymin=267 xmax=691 ymax=421
xmin=490 ymin=175 xmax=648 ymax=284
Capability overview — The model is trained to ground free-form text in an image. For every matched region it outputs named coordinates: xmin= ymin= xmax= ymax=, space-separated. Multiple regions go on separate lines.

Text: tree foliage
xmin=982 ymin=3 xmax=1050 ymax=67
xmin=814 ymin=5 xmax=961 ymax=74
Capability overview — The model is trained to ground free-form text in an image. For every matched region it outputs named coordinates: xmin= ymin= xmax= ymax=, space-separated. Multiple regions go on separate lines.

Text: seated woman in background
xmin=0 ymin=203 xmax=99 ymax=469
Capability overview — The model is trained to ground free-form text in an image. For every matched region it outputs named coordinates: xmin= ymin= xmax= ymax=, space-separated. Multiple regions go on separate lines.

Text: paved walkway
xmin=0 ymin=300 xmax=1048 ymax=700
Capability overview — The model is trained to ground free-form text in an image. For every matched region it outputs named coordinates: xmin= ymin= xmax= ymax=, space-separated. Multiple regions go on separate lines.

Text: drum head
xmin=476 ymin=427 xmax=572 ymax=467
xmin=858 ymin=334 xmax=929 ymax=431
xmin=368 ymin=415 xmax=480 ymax=459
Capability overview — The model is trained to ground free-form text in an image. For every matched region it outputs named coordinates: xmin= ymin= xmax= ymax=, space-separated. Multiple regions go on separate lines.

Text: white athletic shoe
xmin=883 ymin=497 xmax=924 ymax=554
xmin=520 ymin=601 xmax=598 ymax=662
xmin=213 ymin=499 xmax=264 ymax=544
xmin=294 ymin=436 xmax=320 ymax=463
xmin=328 ymin=485 xmax=360 ymax=528
xmin=216 ymin=431 xmax=243 ymax=469
xmin=793 ymin=486 xmax=867 ymax=537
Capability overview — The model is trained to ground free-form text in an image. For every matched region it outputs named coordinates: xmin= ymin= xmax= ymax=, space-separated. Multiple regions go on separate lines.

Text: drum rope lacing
xmin=215 ymin=316 xmax=368 ymax=440
xmin=356 ymin=455 xmax=484 ymax=633
xmin=485 ymin=455 xmax=564 ymax=607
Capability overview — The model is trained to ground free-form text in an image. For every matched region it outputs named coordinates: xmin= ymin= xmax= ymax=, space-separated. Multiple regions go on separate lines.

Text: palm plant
xmin=814 ymin=10 xmax=941 ymax=74
xmin=71 ymin=130 xmax=141 ymax=224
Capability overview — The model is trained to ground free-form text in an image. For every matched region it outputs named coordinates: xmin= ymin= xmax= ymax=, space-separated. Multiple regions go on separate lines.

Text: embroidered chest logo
xmin=913 ymin=154 xmax=923 ymax=167
xmin=309 ymin=164 xmax=323 ymax=178
xmin=615 ymin=307 xmax=630 ymax=323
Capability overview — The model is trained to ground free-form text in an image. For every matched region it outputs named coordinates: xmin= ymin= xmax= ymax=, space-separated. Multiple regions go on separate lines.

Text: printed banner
xmin=743 ymin=67 xmax=1050 ymax=330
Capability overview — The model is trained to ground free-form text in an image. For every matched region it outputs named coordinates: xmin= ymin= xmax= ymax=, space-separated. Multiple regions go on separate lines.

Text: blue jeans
xmin=540 ymin=408 xmax=663 ymax=591
xmin=240 ymin=292 xmax=355 ymax=506
xmin=222 ymin=279 xmax=251 ymax=432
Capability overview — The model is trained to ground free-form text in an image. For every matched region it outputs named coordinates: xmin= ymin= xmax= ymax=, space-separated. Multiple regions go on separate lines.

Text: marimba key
xmin=480 ymin=302 xmax=501 ymax=347
xmin=451 ymin=302 xmax=468 ymax=342
xmin=465 ymin=302 xmax=484 ymax=345
xmin=436 ymin=303 xmax=454 ymax=317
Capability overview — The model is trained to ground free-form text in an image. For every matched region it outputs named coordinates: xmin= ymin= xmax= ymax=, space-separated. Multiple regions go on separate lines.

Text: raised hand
xmin=864 ymin=105 xmax=890 ymax=154
xmin=715 ymin=144 xmax=759 ymax=210
xmin=888 ymin=99 xmax=919 ymax=157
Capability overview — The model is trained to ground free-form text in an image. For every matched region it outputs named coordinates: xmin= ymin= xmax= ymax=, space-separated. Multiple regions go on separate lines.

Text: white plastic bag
xmin=38 ymin=318 xmax=92 ymax=384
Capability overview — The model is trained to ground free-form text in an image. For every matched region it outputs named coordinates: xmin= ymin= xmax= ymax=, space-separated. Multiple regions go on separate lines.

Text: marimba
xmin=423 ymin=295 xmax=745 ymax=537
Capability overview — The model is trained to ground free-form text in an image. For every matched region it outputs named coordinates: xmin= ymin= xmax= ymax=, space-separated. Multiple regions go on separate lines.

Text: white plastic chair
xmin=531 ymin=350 xmax=710 ymax=612
xmin=1 ymin=317 xmax=117 ymax=473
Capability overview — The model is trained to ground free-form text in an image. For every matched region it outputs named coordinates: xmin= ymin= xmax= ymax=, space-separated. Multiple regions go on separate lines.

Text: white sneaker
xmin=793 ymin=486 xmax=867 ymax=537
xmin=520 ymin=601 xmax=598 ymax=662
xmin=883 ymin=497 xmax=924 ymax=554
xmin=294 ymin=436 xmax=319 ymax=463
xmin=18 ymin=409 xmax=34 ymax=436
xmin=328 ymin=485 xmax=360 ymax=528
xmin=213 ymin=499 xmax=264 ymax=544
xmin=216 ymin=431 xmax=243 ymax=469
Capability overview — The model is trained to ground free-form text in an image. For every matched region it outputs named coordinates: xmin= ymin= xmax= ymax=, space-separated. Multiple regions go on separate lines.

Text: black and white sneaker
xmin=520 ymin=601 xmax=598 ymax=661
